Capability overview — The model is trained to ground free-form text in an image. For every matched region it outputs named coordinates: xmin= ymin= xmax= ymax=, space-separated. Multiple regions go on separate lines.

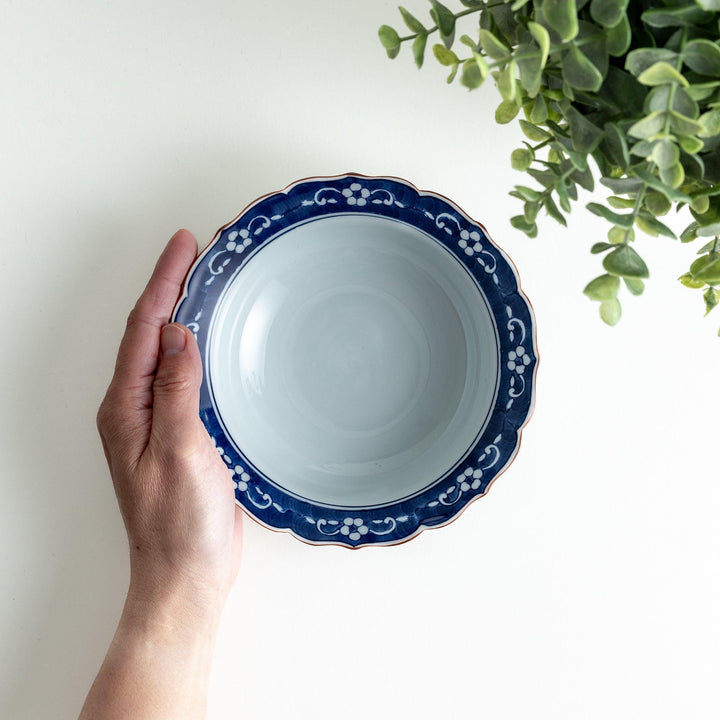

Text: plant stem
xmin=399 ymin=1 xmax=512 ymax=42
xmin=399 ymin=6 xmax=482 ymax=42
xmin=660 ymin=28 xmax=689 ymax=137
xmin=623 ymin=176 xmax=649 ymax=245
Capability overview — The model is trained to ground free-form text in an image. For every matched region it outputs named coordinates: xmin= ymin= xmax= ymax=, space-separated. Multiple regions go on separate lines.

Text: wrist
xmin=125 ymin=569 xmax=226 ymax=640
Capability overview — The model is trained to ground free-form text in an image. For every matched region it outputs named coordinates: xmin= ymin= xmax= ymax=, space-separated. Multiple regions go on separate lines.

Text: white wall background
xmin=1 ymin=1 xmax=718 ymax=718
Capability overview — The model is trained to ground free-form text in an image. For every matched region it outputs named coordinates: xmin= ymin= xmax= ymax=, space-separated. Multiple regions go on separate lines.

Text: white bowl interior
xmin=208 ymin=214 xmax=499 ymax=507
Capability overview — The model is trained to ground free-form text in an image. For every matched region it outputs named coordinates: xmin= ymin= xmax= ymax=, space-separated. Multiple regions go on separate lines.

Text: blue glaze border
xmin=173 ymin=175 xmax=537 ymax=547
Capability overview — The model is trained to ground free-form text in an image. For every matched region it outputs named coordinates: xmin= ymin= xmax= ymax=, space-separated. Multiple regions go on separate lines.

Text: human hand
xmin=96 ymin=229 xmax=243 ymax=613
xmin=80 ymin=230 xmax=242 ymax=720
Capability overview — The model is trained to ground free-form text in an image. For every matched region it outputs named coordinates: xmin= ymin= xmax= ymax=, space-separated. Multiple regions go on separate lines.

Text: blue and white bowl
xmin=173 ymin=174 xmax=537 ymax=547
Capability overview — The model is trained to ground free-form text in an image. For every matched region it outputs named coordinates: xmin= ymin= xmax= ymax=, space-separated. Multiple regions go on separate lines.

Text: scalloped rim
xmin=173 ymin=172 xmax=538 ymax=548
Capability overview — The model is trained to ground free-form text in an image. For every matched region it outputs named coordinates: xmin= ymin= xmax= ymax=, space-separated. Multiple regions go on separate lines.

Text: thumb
xmin=151 ymin=323 xmax=204 ymax=449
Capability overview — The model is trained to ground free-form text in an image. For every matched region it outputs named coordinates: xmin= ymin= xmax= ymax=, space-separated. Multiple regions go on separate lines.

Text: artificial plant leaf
xmin=591 ymin=241 xmax=615 ymax=253
xmin=646 ymin=85 xmax=698 ymax=117
xmin=659 ymin=161 xmax=685 ymax=189
xmin=399 ymin=6 xmax=426 ymax=33
xmin=651 ymin=138 xmax=680 ymax=169
xmin=412 ymin=34 xmax=428 ymax=68
xmin=517 ymin=47 xmax=543 ymax=97
xmin=570 ymin=162 xmax=594 ymax=191
xmin=514 ymin=185 xmax=543 ymax=201
xmin=602 ymin=122 xmax=630 ymax=169
xmin=603 ymin=244 xmax=650 ymax=278
xmin=542 ymin=0 xmax=579 ymax=42
xmin=528 ymin=21 xmax=550 ymax=68
xmin=680 ymin=223 xmax=699 ymax=242
xmin=576 ymin=19 xmax=609 ymax=75
xmin=519 ymin=119 xmax=552 ymax=141
xmin=544 ymin=194 xmax=567 ymax=225
xmin=678 ymin=134 xmax=704 ymax=153
xmin=625 ymin=48 xmax=678 ymax=77
xmin=488 ymin=3 xmax=518 ymax=46
xmin=528 ymin=167 xmax=559 ymax=187
xmin=698 ymin=109 xmax=720 ymax=138
xmin=524 ymin=201 xmax=540 ymax=221
xmin=608 ymin=225 xmax=634 ymax=244
xmin=600 ymin=298 xmax=622 ymax=325
xmin=597 ymin=66 xmax=646 ymax=116
xmin=633 ymin=165 xmax=691 ymax=202
xmin=565 ymin=105 xmax=603 ymax=152
xmin=697 ymin=221 xmax=720 ymax=237
xmin=563 ymin=44 xmax=604 ymax=91
xmin=679 ymin=272 xmax=706 ymax=288
xmin=429 ymin=0 xmax=455 ymax=38
xmin=378 ymin=25 xmax=401 ymax=51
xmin=669 ymin=111 xmax=703 ymax=135
xmin=683 ymin=39 xmax=720 ymax=76
xmin=590 ymin=0 xmax=628 ymax=27
xmin=511 ymin=147 xmax=534 ymax=170
xmin=645 ymin=192 xmax=672 ymax=216
xmin=600 ymin=176 xmax=642 ymax=194
xmin=628 ymin=110 xmax=667 ymax=139
xmin=608 ymin=196 xmax=635 ymax=209
xmin=530 ymin=93 xmax=549 ymax=123
xmin=685 ymin=80 xmax=720 ymax=101
xmin=691 ymin=194 xmax=711 ymax=214
xmin=556 ymin=179 xmax=571 ymax=212
xmin=641 ymin=5 xmax=713 ymax=28
xmin=479 ymin=29 xmax=511 ymax=60
xmin=624 ymin=277 xmax=645 ymax=295
xmin=587 ymin=202 xmax=634 ymax=228
xmin=690 ymin=254 xmax=720 ymax=284
xmin=461 ymin=57 xmax=486 ymax=89
xmin=495 ymin=60 xmax=517 ymax=102
xmin=704 ymin=287 xmax=720 ymax=314
xmin=496 ymin=99 xmax=520 ymax=123
xmin=637 ymin=61 xmax=688 ymax=87
xmin=606 ymin=14 xmax=631 ymax=56
xmin=510 ymin=215 xmax=538 ymax=235
xmin=433 ymin=44 xmax=459 ymax=66
xmin=636 ymin=211 xmax=676 ymax=238
xmin=584 ymin=273 xmax=620 ymax=300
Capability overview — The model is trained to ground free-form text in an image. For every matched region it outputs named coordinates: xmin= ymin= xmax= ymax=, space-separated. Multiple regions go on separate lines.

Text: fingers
xmin=111 ymin=229 xmax=198 ymax=404
xmin=98 ymin=230 xmax=198 ymax=467
xmin=149 ymin=323 xmax=205 ymax=453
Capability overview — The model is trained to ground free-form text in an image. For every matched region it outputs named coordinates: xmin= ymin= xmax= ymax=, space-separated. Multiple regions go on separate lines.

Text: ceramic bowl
xmin=173 ymin=174 xmax=537 ymax=547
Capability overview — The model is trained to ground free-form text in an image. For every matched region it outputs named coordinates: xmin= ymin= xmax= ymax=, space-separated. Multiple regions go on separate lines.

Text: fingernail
xmin=161 ymin=324 xmax=187 ymax=357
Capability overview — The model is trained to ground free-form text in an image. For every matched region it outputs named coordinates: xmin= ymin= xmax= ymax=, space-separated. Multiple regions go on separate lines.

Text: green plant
xmin=378 ymin=0 xmax=720 ymax=330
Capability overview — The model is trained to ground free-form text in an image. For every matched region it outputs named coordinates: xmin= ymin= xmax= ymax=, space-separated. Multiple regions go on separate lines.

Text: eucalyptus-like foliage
xmin=379 ymin=0 xmax=720 ymax=331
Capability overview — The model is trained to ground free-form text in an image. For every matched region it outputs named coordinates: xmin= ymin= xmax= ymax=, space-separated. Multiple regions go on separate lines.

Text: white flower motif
xmin=226 ymin=228 xmax=252 ymax=253
xmin=457 ymin=467 xmax=483 ymax=493
xmin=458 ymin=229 xmax=483 ymax=257
xmin=342 ymin=182 xmax=371 ymax=206
xmin=507 ymin=346 xmax=531 ymax=374
xmin=231 ymin=464 xmax=251 ymax=492
xmin=340 ymin=517 xmax=369 ymax=541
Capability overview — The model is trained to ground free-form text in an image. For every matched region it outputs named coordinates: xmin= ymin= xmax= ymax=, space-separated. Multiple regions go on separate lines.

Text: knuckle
xmin=96 ymin=398 xmax=112 ymax=435
xmin=153 ymin=371 xmax=195 ymax=395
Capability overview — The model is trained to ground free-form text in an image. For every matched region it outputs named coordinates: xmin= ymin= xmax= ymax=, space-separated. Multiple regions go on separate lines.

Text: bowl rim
xmin=173 ymin=172 xmax=538 ymax=548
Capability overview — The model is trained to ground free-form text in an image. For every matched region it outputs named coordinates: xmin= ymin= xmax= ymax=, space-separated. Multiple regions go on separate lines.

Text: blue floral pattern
xmin=174 ymin=175 xmax=537 ymax=547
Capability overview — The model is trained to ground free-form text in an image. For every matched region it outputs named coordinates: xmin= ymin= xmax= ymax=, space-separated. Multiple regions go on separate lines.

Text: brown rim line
xmin=175 ymin=172 xmax=539 ymax=549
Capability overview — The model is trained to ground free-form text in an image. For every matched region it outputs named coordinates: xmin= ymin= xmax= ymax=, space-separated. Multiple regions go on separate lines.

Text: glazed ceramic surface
xmin=173 ymin=175 xmax=537 ymax=547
